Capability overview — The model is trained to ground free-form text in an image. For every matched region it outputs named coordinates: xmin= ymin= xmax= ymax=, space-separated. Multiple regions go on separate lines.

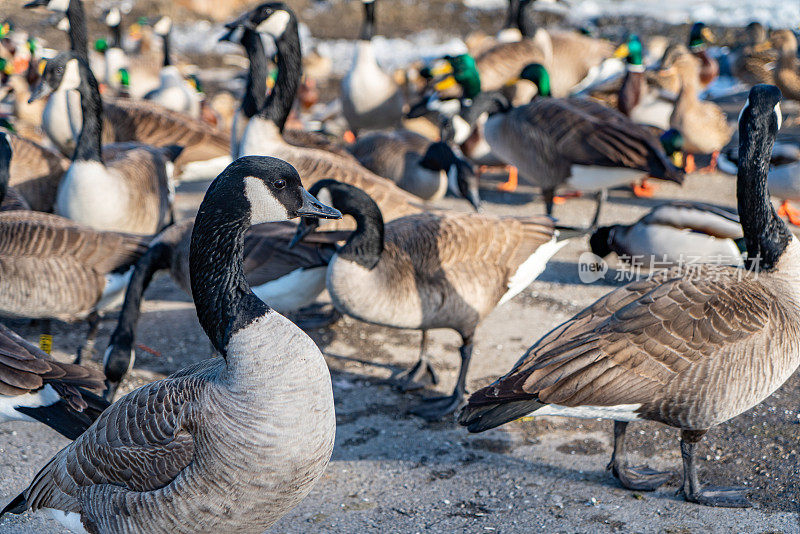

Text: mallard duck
xmin=460 ymin=85 xmax=796 ymax=508
xmin=688 ymin=22 xmax=718 ymax=88
xmin=668 ymin=51 xmax=732 ymax=173
xmin=615 ymin=35 xmax=675 ymax=131
xmin=770 ymin=30 xmax=800 ymax=102
xmin=731 ymin=22 xmax=776 ymax=86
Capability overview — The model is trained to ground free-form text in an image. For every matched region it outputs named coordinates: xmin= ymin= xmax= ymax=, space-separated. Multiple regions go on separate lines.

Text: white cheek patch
xmin=314 ymin=187 xmax=333 ymax=209
xmin=105 ymin=8 xmax=121 ymax=27
xmin=447 ymin=164 xmax=459 ymax=195
xmin=153 ymin=16 xmax=172 ymax=36
xmin=256 ymin=10 xmax=291 ymax=38
xmin=59 ymin=58 xmax=81 ymax=92
xmin=452 ymin=114 xmax=472 ymax=144
xmin=244 ymin=175 xmax=289 ymax=224
xmin=47 ymin=0 xmax=70 ymax=12
xmin=774 ymin=103 xmax=782 ymax=130
xmin=56 ymin=17 xmax=70 ymax=31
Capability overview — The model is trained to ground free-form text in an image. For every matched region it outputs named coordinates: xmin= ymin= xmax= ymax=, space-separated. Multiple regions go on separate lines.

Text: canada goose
xmin=769 ymin=30 xmax=800 ymax=102
xmin=102 ymin=218 xmax=349 ymax=400
xmin=0 ymin=322 xmax=109 ymax=440
xmin=459 ymin=85 xmax=797 ymax=508
xmin=230 ymin=3 xmax=425 ymax=224
xmin=1 ymin=155 xmax=341 ymax=533
xmin=688 ymin=22 xmax=718 ymax=88
xmin=590 ymin=201 xmax=744 ymax=266
xmin=220 ymin=24 xmax=354 ymax=161
xmin=30 ymin=51 xmax=181 ymax=235
xmin=615 ymin=35 xmax=675 ymax=130
xmin=731 ymin=22 xmax=775 ymax=86
xmin=3 ymin=127 xmax=69 ymax=212
xmin=340 ymin=0 xmax=404 ymax=135
xmin=23 ymin=0 xmax=86 ymax=158
xmin=293 ymin=179 xmax=567 ymax=420
xmin=142 ymin=17 xmax=200 ymax=118
xmin=0 ymin=133 xmax=150 ymax=361
xmin=348 ymin=129 xmax=481 ymax=210
xmin=668 ymin=51 xmax=733 ymax=173
xmin=480 ymin=63 xmax=684 ymax=220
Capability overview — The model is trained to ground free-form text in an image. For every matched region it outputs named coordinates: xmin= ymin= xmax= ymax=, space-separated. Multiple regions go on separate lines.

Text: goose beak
xmin=23 ymin=0 xmax=48 ymax=8
xmin=28 ymin=80 xmax=53 ymax=103
xmin=295 ymin=188 xmax=341 ymax=219
xmin=289 ymin=217 xmax=320 ymax=249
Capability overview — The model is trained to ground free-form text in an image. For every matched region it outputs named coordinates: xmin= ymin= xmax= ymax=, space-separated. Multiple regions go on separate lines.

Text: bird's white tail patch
xmin=0 ymin=385 xmax=61 ymax=423
xmin=499 ymin=237 xmax=566 ymax=305
xmin=45 ymin=509 xmax=88 ymax=534
xmin=532 ymin=403 xmax=643 ymax=422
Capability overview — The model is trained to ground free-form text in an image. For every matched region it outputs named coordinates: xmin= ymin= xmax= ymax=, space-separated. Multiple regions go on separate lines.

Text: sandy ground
xmin=1 ymin=92 xmax=800 ymax=532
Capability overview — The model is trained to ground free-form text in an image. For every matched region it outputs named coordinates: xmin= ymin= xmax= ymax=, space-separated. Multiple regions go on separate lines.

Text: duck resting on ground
xmin=459 ymin=85 xmax=797 ymax=508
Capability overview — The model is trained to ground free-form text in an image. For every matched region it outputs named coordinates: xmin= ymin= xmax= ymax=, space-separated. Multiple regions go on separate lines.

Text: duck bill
xmin=218 ymin=25 xmax=244 ymax=43
xmin=434 ymin=75 xmax=457 ymax=92
xmin=701 ymin=27 xmax=716 ymax=43
xmin=295 ymin=188 xmax=341 ymax=219
xmin=671 ymin=150 xmax=684 ymax=169
xmin=612 ymin=42 xmax=629 ymax=58
xmin=28 ymin=80 xmax=53 ymax=103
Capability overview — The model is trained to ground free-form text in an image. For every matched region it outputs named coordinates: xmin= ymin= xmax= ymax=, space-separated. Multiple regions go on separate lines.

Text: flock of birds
xmin=0 ymin=0 xmax=797 ymax=531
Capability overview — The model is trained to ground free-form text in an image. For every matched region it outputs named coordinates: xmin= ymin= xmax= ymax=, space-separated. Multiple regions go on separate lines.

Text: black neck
xmin=517 ymin=0 xmax=536 ymax=37
xmin=334 ymin=187 xmax=384 ymax=269
xmin=190 ymin=175 xmax=269 ymax=356
xmin=67 ymin=0 xmax=89 ymax=62
xmin=72 ymin=59 xmax=104 ymax=163
xmin=504 ymin=0 xmax=519 ymax=29
xmin=0 ymin=141 xmax=9 ymax=205
xmin=255 ymin=17 xmax=301 ymax=132
xmin=241 ymin=28 xmax=268 ymax=119
xmin=359 ymin=2 xmax=376 ymax=41
xmin=737 ymin=111 xmax=790 ymax=271
xmin=162 ymin=32 xmax=172 ymax=67
xmin=109 ymin=23 xmax=122 ymax=49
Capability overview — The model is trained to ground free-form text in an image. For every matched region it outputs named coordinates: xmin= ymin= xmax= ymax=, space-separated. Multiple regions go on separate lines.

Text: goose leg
xmin=75 ymin=312 xmax=100 ymax=365
xmin=679 ymin=429 xmax=750 ymax=507
xmin=543 ymin=188 xmax=556 ymax=217
xmin=607 ymin=421 xmax=671 ymax=491
xmin=391 ymin=330 xmax=439 ymax=391
xmin=37 ymin=319 xmax=53 ymax=355
xmin=410 ymin=335 xmax=473 ymax=421
xmin=590 ymin=189 xmax=607 ymax=230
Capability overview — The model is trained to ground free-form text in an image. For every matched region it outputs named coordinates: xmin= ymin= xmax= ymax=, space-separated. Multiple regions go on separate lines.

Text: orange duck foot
xmin=496 ymin=166 xmax=518 ymax=192
xmin=698 ymin=151 xmax=720 ymax=174
xmin=684 ymin=153 xmax=697 ymax=174
xmin=632 ymin=179 xmax=658 ymax=198
xmin=778 ymin=200 xmax=800 ymax=226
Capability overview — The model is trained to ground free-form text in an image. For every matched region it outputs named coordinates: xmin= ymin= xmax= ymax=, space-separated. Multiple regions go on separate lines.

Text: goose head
xmin=23 ymin=0 xmax=70 ymax=12
xmin=290 ymin=179 xmax=383 ymax=268
xmin=688 ymin=22 xmax=714 ymax=50
xmin=226 ymin=2 xmax=295 ymax=41
xmin=28 ymin=50 xmax=83 ymax=102
xmin=419 ymin=141 xmax=482 ymax=212
xmin=0 ymin=132 xmax=11 ymax=204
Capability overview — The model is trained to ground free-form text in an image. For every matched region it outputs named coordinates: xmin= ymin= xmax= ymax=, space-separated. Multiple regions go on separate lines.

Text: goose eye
xmin=273 ymin=179 xmax=286 ymax=189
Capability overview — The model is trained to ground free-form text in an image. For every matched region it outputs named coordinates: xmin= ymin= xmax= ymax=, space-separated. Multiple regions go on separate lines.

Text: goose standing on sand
xmin=340 ymin=0 xmax=404 ymax=135
xmin=143 ymin=17 xmax=200 ymax=118
xmin=102 ymin=218 xmax=349 ymax=400
xmin=30 ymin=52 xmax=180 ymax=235
xmin=0 ymin=323 xmax=109 ymax=440
xmin=479 ymin=63 xmax=684 ymax=220
xmin=23 ymin=0 xmax=86 ymax=158
xmin=590 ymin=201 xmax=744 ymax=266
xmin=348 ymin=129 xmax=482 ymax=210
xmin=230 ymin=3 xmax=425 ymax=223
xmin=459 ymin=85 xmax=798 ymax=508
xmin=1 ymin=156 xmax=342 ymax=533
xmin=293 ymin=179 xmax=568 ymax=420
